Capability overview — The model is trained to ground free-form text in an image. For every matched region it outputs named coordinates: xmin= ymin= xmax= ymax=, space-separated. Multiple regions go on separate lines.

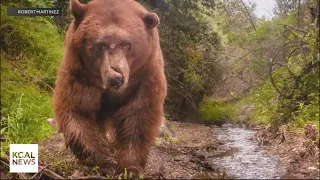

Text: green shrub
xmin=252 ymin=80 xmax=278 ymax=125
xmin=138 ymin=0 xmax=223 ymax=119
xmin=198 ymin=98 xmax=236 ymax=123
xmin=292 ymin=91 xmax=319 ymax=128
xmin=1 ymin=4 xmax=63 ymax=154
xmin=1 ymin=58 xmax=56 ymax=154
xmin=1 ymin=83 xmax=54 ymax=145
xmin=252 ymin=72 xmax=319 ymax=128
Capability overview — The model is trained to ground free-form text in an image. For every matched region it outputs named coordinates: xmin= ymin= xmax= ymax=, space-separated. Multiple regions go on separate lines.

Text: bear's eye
xmin=96 ymin=43 xmax=106 ymax=51
xmin=123 ymin=43 xmax=131 ymax=51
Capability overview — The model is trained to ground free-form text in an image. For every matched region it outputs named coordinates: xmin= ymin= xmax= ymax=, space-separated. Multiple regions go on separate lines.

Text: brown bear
xmin=53 ymin=0 xmax=167 ymax=175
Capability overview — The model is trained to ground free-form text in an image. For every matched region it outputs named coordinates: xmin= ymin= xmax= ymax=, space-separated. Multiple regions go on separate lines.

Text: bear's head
xmin=67 ymin=0 xmax=160 ymax=92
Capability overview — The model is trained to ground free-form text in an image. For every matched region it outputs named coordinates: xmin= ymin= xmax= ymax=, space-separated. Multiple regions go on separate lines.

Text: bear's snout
xmin=100 ymin=54 xmax=129 ymax=90
xmin=108 ymin=74 xmax=124 ymax=89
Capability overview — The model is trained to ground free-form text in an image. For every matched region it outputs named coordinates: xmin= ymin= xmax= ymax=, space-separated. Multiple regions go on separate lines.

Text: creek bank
xmin=31 ymin=121 xmax=319 ymax=179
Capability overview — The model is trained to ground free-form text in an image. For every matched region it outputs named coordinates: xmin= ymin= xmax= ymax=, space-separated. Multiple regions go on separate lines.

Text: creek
xmin=209 ymin=123 xmax=286 ymax=179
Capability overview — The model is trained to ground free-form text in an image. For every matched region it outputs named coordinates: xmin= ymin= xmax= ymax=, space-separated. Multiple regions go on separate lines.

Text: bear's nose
xmin=108 ymin=75 xmax=124 ymax=88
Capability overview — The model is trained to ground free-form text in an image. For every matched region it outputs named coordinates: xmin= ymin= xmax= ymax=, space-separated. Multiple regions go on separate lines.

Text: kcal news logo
xmin=10 ymin=144 xmax=38 ymax=173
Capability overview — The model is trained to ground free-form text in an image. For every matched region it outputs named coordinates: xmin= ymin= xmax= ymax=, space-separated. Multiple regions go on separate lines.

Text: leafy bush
xmin=138 ymin=0 xmax=224 ymax=119
xmin=198 ymin=95 xmax=254 ymax=123
xmin=252 ymin=80 xmax=278 ymax=125
xmin=198 ymin=98 xmax=236 ymax=123
xmin=224 ymin=0 xmax=320 ymax=130
xmin=252 ymin=69 xmax=319 ymax=128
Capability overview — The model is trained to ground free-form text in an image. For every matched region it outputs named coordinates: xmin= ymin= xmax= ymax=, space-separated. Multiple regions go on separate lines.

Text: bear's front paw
xmin=115 ymin=166 xmax=144 ymax=179
xmin=82 ymin=155 xmax=115 ymax=167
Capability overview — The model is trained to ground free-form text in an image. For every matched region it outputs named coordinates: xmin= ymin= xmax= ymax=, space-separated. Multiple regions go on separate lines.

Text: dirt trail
xmin=145 ymin=122 xmax=227 ymax=179
xmin=39 ymin=121 xmax=227 ymax=179
xmin=38 ymin=121 xmax=319 ymax=179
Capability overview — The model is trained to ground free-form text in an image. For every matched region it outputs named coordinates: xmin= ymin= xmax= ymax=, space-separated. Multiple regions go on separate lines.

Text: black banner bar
xmin=7 ymin=8 xmax=62 ymax=16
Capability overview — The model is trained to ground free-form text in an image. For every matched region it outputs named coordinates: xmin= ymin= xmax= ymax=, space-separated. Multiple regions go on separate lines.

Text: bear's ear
xmin=143 ymin=13 xmax=159 ymax=30
xmin=70 ymin=0 xmax=85 ymax=20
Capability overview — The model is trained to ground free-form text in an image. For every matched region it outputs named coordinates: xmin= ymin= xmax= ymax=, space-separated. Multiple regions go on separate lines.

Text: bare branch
xmin=271 ymin=41 xmax=299 ymax=62
xmin=284 ymin=24 xmax=308 ymax=34
xmin=272 ymin=62 xmax=297 ymax=79
xmin=234 ymin=49 xmax=257 ymax=63
xmin=239 ymin=0 xmax=256 ymax=31
xmin=267 ymin=58 xmax=286 ymax=96
xmin=167 ymin=84 xmax=196 ymax=110
xmin=229 ymin=71 xmax=252 ymax=87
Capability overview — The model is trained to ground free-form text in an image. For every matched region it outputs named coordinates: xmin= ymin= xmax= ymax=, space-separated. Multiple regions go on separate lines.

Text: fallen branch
xmin=38 ymin=165 xmax=110 ymax=180
xmin=279 ymin=128 xmax=287 ymax=144
xmin=76 ymin=176 xmax=107 ymax=179
xmin=0 ymin=136 xmax=6 ymax=142
xmin=0 ymin=159 xmax=9 ymax=167
xmin=30 ymin=165 xmax=49 ymax=179
xmin=41 ymin=168 xmax=64 ymax=179
xmin=0 ymin=158 xmax=27 ymax=179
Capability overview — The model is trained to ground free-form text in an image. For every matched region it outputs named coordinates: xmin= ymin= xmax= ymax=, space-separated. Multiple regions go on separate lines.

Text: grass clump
xmin=164 ymin=136 xmax=183 ymax=145
xmin=1 ymin=4 xmax=63 ymax=154
xmin=198 ymin=98 xmax=236 ymax=123
xmin=198 ymin=96 xmax=253 ymax=124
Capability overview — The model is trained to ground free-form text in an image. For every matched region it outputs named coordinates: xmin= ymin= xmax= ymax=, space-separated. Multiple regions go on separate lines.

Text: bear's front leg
xmin=112 ymin=102 xmax=163 ymax=176
xmin=60 ymin=113 xmax=116 ymax=168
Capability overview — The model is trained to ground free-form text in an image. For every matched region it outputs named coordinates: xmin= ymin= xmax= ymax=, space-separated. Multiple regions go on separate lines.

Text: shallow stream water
xmin=211 ymin=124 xmax=286 ymax=179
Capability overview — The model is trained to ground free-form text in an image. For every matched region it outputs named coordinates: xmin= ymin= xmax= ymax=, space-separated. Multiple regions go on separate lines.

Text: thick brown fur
xmin=53 ymin=0 xmax=167 ymax=174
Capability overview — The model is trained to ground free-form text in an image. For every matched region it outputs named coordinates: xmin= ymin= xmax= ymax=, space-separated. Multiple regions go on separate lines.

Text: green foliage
xmin=252 ymin=66 xmax=319 ymax=127
xmin=137 ymin=0 xmax=224 ymax=118
xmin=294 ymin=96 xmax=319 ymax=127
xmin=219 ymin=0 xmax=319 ymax=130
xmin=1 ymin=5 xmax=63 ymax=86
xmin=198 ymin=98 xmax=236 ymax=122
xmin=2 ymin=0 xmax=54 ymax=8
xmin=184 ymin=47 xmax=205 ymax=94
xmin=198 ymin=95 xmax=253 ymax=123
xmin=164 ymin=136 xmax=183 ymax=145
xmin=0 ymin=0 xmax=317 ymax=157
xmin=252 ymin=81 xmax=278 ymax=124
xmin=1 ymin=58 xmax=55 ymax=153
xmin=1 ymin=3 xmax=62 ymax=153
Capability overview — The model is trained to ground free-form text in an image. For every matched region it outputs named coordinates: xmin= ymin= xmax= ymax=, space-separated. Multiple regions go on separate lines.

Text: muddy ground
xmin=38 ymin=122 xmax=228 ymax=179
xmin=258 ymin=124 xmax=320 ymax=179
xmin=1 ymin=121 xmax=319 ymax=179
xmin=36 ymin=121 xmax=319 ymax=179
